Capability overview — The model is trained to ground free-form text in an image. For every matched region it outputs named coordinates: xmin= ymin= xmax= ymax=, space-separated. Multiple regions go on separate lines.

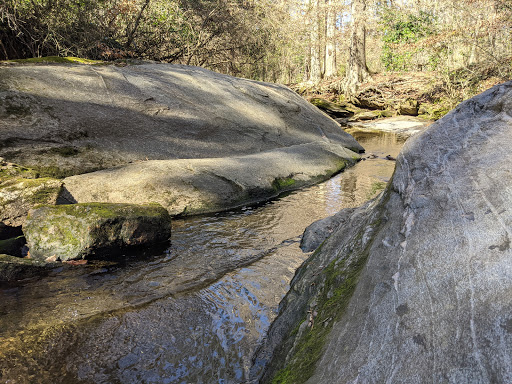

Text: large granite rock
xmin=253 ymin=81 xmax=512 ymax=383
xmin=23 ymin=203 xmax=171 ymax=261
xmin=0 ymin=63 xmax=363 ymax=176
xmin=61 ymin=141 xmax=359 ymax=216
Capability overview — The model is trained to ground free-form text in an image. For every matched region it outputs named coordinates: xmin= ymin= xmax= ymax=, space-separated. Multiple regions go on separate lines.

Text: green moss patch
xmin=28 ymin=202 xmax=168 ymax=220
xmin=272 ymin=177 xmax=296 ymax=192
xmin=0 ymin=164 xmax=40 ymax=183
xmin=4 ymin=56 xmax=104 ymax=65
xmin=270 ymin=195 xmax=388 ymax=384
xmin=366 ymin=181 xmax=387 ymax=199
xmin=271 ymin=250 xmax=369 ymax=384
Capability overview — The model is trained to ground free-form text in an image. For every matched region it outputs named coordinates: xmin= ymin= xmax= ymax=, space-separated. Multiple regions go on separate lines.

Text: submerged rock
xmin=0 ymin=254 xmax=54 ymax=282
xmin=0 ymin=236 xmax=25 ymax=257
xmin=253 ymin=81 xmax=512 ymax=383
xmin=23 ymin=203 xmax=171 ymax=261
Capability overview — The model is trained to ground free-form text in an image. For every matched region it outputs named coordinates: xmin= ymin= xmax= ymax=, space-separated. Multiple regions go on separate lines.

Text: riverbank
xmin=295 ymin=65 xmax=509 ymax=122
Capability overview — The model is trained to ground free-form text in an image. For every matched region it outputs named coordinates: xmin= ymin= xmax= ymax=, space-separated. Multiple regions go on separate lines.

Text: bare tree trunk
xmin=126 ymin=0 xmax=151 ymax=51
xmin=310 ymin=0 xmax=322 ymax=81
xmin=344 ymin=0 xmax=369 ymax=97
xmin=324 ymin=0 xmax=337 ymax=78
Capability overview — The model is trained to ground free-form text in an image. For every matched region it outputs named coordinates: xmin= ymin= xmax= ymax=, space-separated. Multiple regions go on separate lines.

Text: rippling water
xmin=0 ymin=131 xmax=406 ymax=383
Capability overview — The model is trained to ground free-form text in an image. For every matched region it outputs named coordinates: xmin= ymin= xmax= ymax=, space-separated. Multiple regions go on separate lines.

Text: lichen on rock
xmin=23 ymin=203 xmax=171 ymax=261
xmin=0 ymin=161 xmax=62 ymax=228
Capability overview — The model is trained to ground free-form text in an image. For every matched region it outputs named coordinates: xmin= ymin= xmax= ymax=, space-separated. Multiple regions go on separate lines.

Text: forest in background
xmin=1 ymin=0 xmax=512 ymax=106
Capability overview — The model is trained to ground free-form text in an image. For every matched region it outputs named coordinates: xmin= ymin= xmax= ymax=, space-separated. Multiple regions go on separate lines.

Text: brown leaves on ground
xmin=62 ymin=259 xmax=88 ymax=265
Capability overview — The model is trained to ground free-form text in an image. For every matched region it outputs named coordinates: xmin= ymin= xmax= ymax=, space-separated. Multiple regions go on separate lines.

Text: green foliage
xmin=0 ymin=0 xmax=289 ymax=81
xmin=379 ymin=8 xmax=437 ymax=71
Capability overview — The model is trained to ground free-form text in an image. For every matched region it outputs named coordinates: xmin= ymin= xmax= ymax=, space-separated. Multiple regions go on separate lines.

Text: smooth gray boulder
xmin=61 ymin=141 xmax=359 ymax=216
xmin=253 ymin=81 xmax=512 ymax=383
xmin=0 ymin=63 xmax=363 ymax=176
xmin=300 ymin=206 xmax=360 ymax=252
xmin=23 ymin=203 xmax=171 ymax=261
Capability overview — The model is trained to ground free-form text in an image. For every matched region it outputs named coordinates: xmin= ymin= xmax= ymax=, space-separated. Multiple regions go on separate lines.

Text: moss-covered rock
xmin=0 ymin=162 xmax=62 ymax=228
xmin=23 ymin=203 xmax=172 ymax=261
xmin=398 ymin=99 xmax=419 ymax=116
xmin=418 ymin=102 xmax=452 ymax=120
xmin=309 ymin=97 xmax=353 ymax=118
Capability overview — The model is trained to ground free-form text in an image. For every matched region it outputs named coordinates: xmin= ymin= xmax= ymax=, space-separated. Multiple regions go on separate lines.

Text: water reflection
xmin=0 ymin=131 xmax=406 ymax=383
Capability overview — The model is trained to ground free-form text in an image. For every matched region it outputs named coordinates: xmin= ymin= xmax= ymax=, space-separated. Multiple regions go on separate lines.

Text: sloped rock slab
xmin=0 ymin=63 xmax=363 ymax=175
xmin=23 ymin=203 xmax=171 ymax=261
xmin=254 ymin=81 xmax=512 ymax=383
xmin=61 ymin=142 xmax=360 ymax=216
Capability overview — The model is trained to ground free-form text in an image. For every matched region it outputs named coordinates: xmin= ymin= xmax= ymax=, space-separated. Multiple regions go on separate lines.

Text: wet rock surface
xmin=254 ymin=81 xmax=512 ymax=383
xmin=0 ymin=254 xmax=55 ymax=282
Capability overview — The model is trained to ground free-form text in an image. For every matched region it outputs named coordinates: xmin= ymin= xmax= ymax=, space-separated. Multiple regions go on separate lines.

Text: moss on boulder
xmin=0 ymin=162 xmax=62 ymax=228
xmin=309 ymin=97 xmax=353 ymax=118
xmin=3 ymin=56 xmax=104 ymax=65
xmin=23 ymin=203 xmax=171 ymax=261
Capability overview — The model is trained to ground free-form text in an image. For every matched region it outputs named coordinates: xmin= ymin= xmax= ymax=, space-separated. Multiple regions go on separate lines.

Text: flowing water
xmin=0 ymin=131 xmax=406 ymax=384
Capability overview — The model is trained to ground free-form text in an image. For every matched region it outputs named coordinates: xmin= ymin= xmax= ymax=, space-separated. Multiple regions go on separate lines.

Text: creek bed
xmin=0 ymin=131 xmax=406 ymax=383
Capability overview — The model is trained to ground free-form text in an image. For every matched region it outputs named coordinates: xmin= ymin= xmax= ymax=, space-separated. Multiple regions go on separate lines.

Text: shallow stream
xmin=0 ymin=131 xmax=406 ymax=383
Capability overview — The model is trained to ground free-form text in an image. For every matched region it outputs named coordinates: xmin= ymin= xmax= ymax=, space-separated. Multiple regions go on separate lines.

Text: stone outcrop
xmin=0 ymin=63 xmax=363 ymax=176
xmin=0 ymin=62 xmax=364 ymax=267
xmin=23 ymin=203 xmax=171 ymax=261
xmin=252 ymin=81 xmax=512 ymax=383
xmin=61 ymin=142 xmax=359 ymax=216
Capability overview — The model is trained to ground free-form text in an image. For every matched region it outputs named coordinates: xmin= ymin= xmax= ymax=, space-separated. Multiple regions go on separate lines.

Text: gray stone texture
xmin=256 ymin=81 xmax=512 ymax=383
xmin=0 ymin=63 xmax=363 ymax=175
